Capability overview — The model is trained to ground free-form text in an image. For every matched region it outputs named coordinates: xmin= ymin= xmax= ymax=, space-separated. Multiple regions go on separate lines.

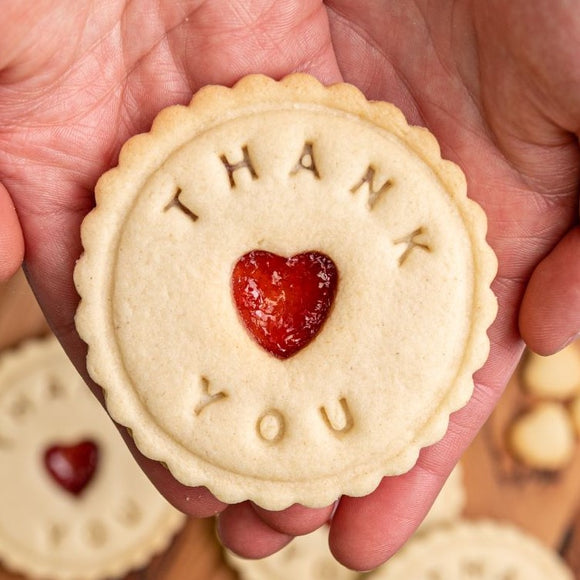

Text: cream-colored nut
xmin=522 ymin=344 xmax=580 ymax=400
xmin=508 ymin=402 xmax=575 ymax=470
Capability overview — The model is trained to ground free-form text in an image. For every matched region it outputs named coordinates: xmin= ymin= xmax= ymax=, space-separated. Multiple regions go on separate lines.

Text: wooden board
xmin=1 ymin=269 xmax=579 ymax=578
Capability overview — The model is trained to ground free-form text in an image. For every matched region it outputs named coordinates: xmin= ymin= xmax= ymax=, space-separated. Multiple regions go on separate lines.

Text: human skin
xmin=0 ymin=0 xmax=579 ymax=571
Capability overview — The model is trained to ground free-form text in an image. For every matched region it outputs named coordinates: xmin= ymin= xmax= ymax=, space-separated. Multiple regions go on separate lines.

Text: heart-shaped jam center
xmin=232 ymin=250 xmax=338 ymax=359
xmin=44 ymin=440 xmax=99 ymax=497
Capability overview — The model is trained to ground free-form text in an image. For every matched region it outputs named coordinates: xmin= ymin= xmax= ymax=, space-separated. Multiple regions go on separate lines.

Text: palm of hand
xmin=1 ymin=0 xmax=578 ymax=571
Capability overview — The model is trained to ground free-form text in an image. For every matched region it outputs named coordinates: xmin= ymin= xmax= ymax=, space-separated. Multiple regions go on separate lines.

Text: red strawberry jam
xmin=232 ymin=250 xmax=338 ymax=359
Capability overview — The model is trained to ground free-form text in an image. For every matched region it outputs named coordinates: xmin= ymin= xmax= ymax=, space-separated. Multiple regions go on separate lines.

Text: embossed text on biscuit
xmin=194 ymin=376 xmax=227 ymax=416
xmin=320 ymin=398 xmax=354 ymax=435
xmin=116 ymin=497 xmax=143 ymax=526
xmin=350 ymin=165 xmax=393 ymax=209
xmin=255 ymin=398 xmax=355 ymax=444
xmin=394 ymin=227 xmax=431 ymax=265
xmin=48 ymin=379 xmax=67 ymax=399
xmin=220 ymin=145 xmax=258 ymax=188
xmin=257 ymin=409 xmax=286 ymax=443
xmin=164 ymin=186 xmax=199 ymax=222
xmin=47 ymin=523 xmax=67 ymax=548
xmin=85 ymin=519 xmax=108 ymax=547
xmin=291 ymin=142 xmax=320 ymax=179
xmin=9 ymin=394 xmax=32 ymax=418
xmin=46 ymin=498 xmax=147 ymax=550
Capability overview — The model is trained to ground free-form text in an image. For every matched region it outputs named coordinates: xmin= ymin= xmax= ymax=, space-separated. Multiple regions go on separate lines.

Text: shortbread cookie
xmin=418 ymin=463 xmax=465 ymax=533
xmin=522 ymin=344 xmax=580 ymax=400
xmin=225 ymin=525 xmax=357 ymax=580
xmin=508 ymin=402 xmax=576 ymax=470
xmin=75 ymin=73 xmax=497 ymax=509
xmin=0 ymin=337 xmax=185 ymax=580
xmin=368 ymin=520 xmax=573 ymax=579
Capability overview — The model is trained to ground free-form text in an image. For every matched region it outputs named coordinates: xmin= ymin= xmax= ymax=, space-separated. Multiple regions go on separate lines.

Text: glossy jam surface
xmin=232 ymin=250 xmax=338 ymax=359
xmin=44 ymin=440 xmax=99 ymax=497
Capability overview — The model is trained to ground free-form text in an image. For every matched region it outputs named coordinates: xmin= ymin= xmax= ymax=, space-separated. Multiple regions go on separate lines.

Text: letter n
xmin=350 ymin=165 xmax=392 ymax=209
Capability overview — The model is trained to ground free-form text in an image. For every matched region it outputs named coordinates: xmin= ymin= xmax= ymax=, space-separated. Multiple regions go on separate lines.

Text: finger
xmin=328 ymin=427 xmax=469 ymax=572
xmin=519 ymin=227 xmax=580 ymax=355
xmin=133 ymin=471 xmax=227 ymax=519
xmin=328 ymin=367 xmax=506 ymax=571
xmin=329 ymin=469 xmax=447 ymax=571
xmin=251 ymin=501 xmax=335 ymax=536
xmin=115 ymin=428 xmax=228 ymax=518
xmin=217 ymin=501 xmax=293 ymax=558
xmin=180 ymin=0 xmax=344 ymax=87
xmin=328 ymin=447 xmax=463 ymax=571
xmin=0 ymin=182 xmax=24 ymax=281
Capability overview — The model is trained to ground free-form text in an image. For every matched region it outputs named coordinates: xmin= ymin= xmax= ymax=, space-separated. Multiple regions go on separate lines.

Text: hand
xmin=0 ymin=0 xmax=342 ymax=563
xmin=1 ymin=0 xmax=579 ymax=572
xmin=317 ymin=0 xmax=580 ymax=569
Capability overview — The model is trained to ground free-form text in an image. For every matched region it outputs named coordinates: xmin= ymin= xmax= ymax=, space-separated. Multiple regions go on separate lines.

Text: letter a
xmin=291 ymin=142 xmax=320 ymax=178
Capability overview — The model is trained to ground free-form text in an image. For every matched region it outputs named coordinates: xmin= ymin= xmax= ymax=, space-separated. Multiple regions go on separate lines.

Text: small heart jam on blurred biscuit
xmin=44 ymin=439 xmax=99 ymax=496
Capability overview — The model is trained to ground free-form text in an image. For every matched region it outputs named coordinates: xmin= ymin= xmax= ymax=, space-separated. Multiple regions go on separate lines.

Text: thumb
xmin=0 ymin=182 xmax=24 ymax=281
xmin=519 ymin=226 xmax=580 ymax=355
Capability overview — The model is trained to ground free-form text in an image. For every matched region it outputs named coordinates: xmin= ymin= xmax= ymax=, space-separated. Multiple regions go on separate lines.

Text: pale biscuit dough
xmin=0 ymin=337 xmax=185 ymax=580
xmin=508 ymin=402 xmax=576 ymax=470
xmin=522 ymin=344 xmax=580 ymax=400
xmin=367 ymin=520 xmax=573 ymax=579
xmin=75 ymin=73 xmax=497 ymax=509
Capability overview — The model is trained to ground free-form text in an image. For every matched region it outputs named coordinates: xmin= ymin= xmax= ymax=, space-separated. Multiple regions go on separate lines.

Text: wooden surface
xmin=463 ymin=356 xmax=580 ymax=550
xmin=0 ymin=269 xmax=579 ymax=578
